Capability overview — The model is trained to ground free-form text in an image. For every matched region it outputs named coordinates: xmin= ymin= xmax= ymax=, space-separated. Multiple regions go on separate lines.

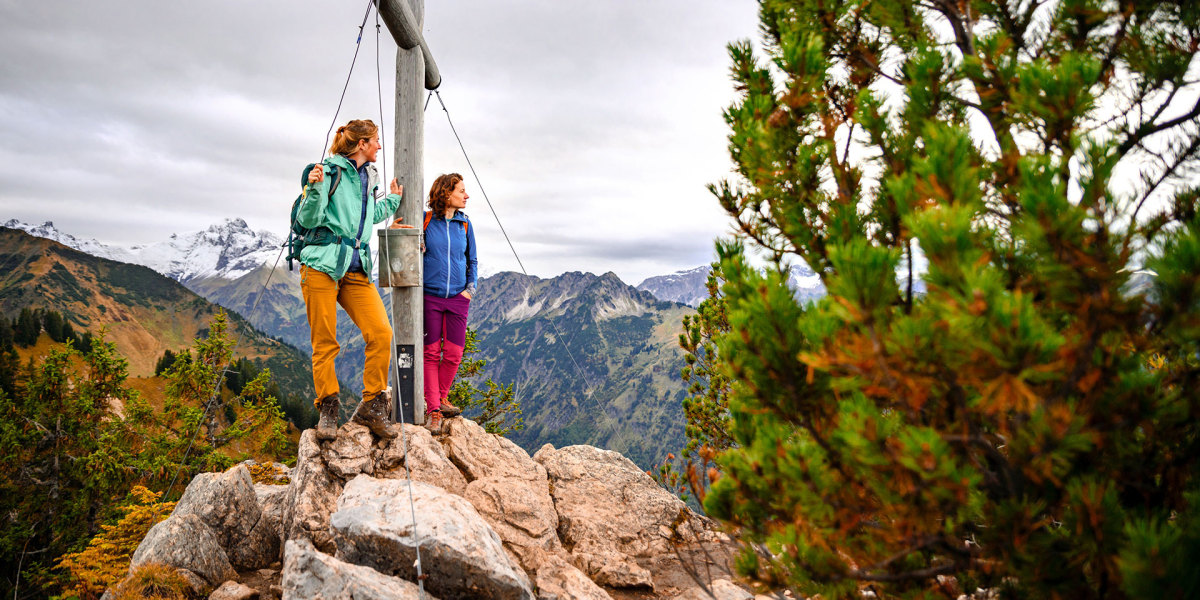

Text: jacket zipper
xmin=445 ymin=218 xmax=452 ymax=298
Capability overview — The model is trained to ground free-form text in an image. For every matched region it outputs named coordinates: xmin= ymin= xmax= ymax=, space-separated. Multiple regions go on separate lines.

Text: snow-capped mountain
xmin=5 ymin=218 xmax=283 ymax=283
xmin=637 ymin=264 xmax=828 ymax=307
xmin=127 ymin=219 xmax=283 ymax=282
xmin=3 ymin=219 xmax=137 ymax=264
xmin=635 ymin=266 xmax=712 ymax=307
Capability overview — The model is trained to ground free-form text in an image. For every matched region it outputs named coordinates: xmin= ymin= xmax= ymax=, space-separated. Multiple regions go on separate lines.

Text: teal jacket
xmin=295 ymin=154 xmax=403 ymax=282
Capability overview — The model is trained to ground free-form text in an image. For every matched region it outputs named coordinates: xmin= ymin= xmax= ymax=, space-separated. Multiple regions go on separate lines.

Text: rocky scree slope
xmin=108 ymin=417 xmax=746 ymax=600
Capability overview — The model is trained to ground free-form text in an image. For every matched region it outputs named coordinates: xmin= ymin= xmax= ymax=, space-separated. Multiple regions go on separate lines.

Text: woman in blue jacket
xmin=421 ymin=173 xmax=477 ymax=433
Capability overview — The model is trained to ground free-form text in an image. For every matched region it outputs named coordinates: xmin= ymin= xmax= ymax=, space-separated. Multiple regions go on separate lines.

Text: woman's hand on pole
xmin=308 ymin=164 xmax=325 ymax=184
xmin=390 ymin=217 xmax=414 ymax=229
xmin=389 ymin=178 xmax=402 ymax=196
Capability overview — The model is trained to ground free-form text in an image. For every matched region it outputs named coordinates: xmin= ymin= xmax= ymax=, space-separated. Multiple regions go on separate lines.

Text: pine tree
xmin=162 ymin=310 xmax=293 ymax=462
xmin=14 ymin=308 xmax=38 ymax=347
xmin=43 ymin=310 xmax=65 ymax=343
xmin=153 ymin=349 xmax=176 ymax=377
xmin=0 ymin=332 xmax=142 ymax=596
xmin=0 ymin=315 xmax=12 ymax=349
xmin=0 ymin=315 xmax=297 ymax=597
xmin=701 ymin=1 xmax=1200 ymax=598
xmin=446 ymin=328 xmax=523 ymax=436
xmin=656 ymin=264 xmax=734 ymax=503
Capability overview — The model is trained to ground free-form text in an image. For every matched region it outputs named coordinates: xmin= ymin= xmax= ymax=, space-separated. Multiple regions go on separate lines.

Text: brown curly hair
xmin=427 ymin=173 xmax=464 ymax=217
xmin=328 ymin=119 xmax=378 ymax=156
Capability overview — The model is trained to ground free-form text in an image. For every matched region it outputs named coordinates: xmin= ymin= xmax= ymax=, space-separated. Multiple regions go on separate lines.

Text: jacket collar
xmin=327 ymin=154 xmax=355 ymax=170
xmin=328 ymin=154 xmax=377 ymax=175
xmin=434 ymin=210 xmax=466 ymax=222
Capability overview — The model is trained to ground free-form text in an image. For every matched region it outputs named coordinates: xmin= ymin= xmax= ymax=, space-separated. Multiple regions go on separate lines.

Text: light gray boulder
xmin=464 ymin=476 xmax=562 ymax=571
xmin=172 ymin=464 xmax=269 ymax=570
xmin=531 ymin=552 xmax=613 ymax=600
xmin=374 ymin=424 xmax=468 ymax=496
xmin=325 ymin=422 xmax=376 ymax=478
xmin=246 ymin=483 xmax=288 ymax=568
xmin=571 ymin=550 xmax=654 ymax=589
xmin=534 ymin=443 xmax=706 ymax=588
xmin=281 ymin=538 xmax=433 ymax=600
xmin=330 ymin=475 xmax=534 ymax=600
xmin=281 ymin=429 xmax=344 ymax=553
xmin=443 ymin=417 xmax=547 ymax=483
xmin=130 ymin=513 xmax=236 ymax=590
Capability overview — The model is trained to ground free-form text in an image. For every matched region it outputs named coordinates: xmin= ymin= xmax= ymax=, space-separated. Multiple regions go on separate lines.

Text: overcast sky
xmin=0 ymin=0 xmax=761 ymax=284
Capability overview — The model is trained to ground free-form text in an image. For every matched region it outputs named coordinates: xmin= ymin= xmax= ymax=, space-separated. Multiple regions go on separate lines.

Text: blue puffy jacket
xmin=423 ymin=210 xmax=477 ymax=298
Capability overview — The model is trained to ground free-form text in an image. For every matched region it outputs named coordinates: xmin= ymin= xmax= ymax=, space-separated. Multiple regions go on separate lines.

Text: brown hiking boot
xmin=439 ymin=399 xmax=462 ymax=418
xmin=314 ymin=393 xmax=339 ymax=441
xmin=351 ymin=391 xmax=398 ymax=440
xmin=424 ymin=411 xmax=443 ymax=435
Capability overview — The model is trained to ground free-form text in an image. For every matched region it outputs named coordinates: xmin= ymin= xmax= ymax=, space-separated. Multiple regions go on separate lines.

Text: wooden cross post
xmin=375 ymin=0 xmax=441 ymax=426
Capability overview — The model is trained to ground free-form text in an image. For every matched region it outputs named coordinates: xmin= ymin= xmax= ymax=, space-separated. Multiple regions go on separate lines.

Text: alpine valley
xmin=6 ymin=219 xmax=725 ymax=468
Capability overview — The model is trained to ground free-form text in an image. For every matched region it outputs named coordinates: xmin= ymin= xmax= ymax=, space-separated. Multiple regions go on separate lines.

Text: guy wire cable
xmin=150 ymin=0 xmax=377 ymax=524
xmin=374 ymin=5 xmax=428 ymax=595
xmin=431 ymin=90 xmax=600 ymax=402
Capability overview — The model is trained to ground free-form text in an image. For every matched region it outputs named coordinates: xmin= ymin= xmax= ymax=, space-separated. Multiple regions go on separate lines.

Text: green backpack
xmin=285 ymin=161 xmax=355 ymax=271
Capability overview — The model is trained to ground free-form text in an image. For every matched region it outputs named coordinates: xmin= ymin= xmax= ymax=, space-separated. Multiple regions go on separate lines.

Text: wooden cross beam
xmin=375 ymin=0 xmax=441 ymax=90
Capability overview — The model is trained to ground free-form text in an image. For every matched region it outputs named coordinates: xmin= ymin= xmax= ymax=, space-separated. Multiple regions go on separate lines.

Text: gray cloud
xmin=0 ymin=0 xmax=758 ymax=284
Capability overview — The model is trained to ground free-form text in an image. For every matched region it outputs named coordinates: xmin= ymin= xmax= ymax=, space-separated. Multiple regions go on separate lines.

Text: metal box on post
xmin=377 ymin=227 xmax=422 ymax=425
xmin=377 ymin=228 xmax=422 ymax=288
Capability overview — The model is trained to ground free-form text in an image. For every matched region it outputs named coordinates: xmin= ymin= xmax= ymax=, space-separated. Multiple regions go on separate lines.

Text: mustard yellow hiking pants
xmin=300 ymin=265 xmax=392 ymax=405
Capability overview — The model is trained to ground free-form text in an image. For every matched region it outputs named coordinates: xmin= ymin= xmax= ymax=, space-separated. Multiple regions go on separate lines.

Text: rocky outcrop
xmin=375 ymin=423 xmax=468 ymax=495
xmin=281 ymin=421 xmax=472 ymax=554
xmin=113 ymin=415 xmax=733 ymax=600
xmin=282 ymin=538 xmax=433 ymax=600
xmin=171 ymin=464 xmax=276 ymax=571
xmin=129 ymin=513 xmax=236 ymax=592
xmin=444 ymin=418 xmax=548 ymax=483
xmin=535 ymin=443 xmax=707 ymax=588
xmin=331 ymin=476 xmax=534 ymax=600
xmin=281 ymin=429 xmax=345 ymax=553
xmin=464 ymin=476 xmax=562 ymax=571
xmin=532 ymin=552 xmax=613 ymax=600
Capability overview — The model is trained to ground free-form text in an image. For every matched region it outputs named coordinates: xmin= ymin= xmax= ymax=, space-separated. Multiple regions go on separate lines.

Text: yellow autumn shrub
xmin=56 ymin=486 xmax=175 ymax=600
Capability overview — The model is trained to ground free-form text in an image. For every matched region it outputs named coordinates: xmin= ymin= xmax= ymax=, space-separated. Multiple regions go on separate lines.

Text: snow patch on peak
xmin=505 ymin=299 xmax=545 ymax=322
xmin=595 ymin=294 xmax=645 ymax=320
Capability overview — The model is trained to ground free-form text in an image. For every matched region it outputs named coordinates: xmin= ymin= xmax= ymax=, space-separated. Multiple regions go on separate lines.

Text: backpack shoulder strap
xmin=423 ymin=211 xmax=433 ymax=230
xmin=325 ymin=160 xmax=343 ymax=197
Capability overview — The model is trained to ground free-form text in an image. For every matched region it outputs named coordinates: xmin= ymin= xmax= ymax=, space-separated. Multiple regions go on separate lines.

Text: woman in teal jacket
xmin=297 ymin=119 xmax=403 ymax=442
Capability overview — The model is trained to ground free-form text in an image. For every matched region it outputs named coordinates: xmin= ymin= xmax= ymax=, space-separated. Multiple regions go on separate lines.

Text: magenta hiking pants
xmin=423 ymin=292 xmax=470 ymax=414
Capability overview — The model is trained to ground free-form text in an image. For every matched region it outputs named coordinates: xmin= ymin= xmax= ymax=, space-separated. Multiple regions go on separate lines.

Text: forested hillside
xmin=0 ymin=227 xmax=316 ymax=411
